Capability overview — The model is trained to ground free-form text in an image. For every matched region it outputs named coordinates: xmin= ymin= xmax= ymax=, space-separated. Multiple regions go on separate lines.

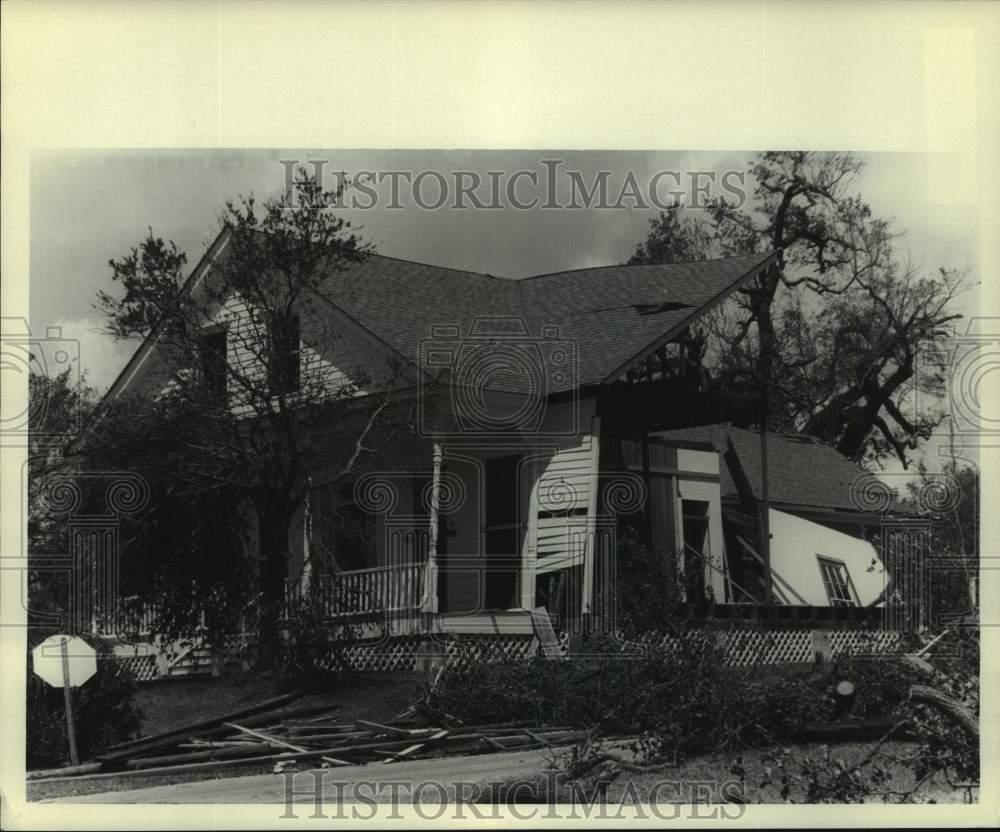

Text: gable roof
xmin=653 ymin=424 xmax=874 ymax=514
xmin=314 ymin=249 xmax=779 ymax=391
xmin=105 ymin=225 xmax=779 ymax=400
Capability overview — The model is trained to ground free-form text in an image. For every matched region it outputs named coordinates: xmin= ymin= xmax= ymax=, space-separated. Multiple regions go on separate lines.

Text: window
xmin=818 ymin=557 xmax=858 ymax=607
xmin=199 ymin=329 xmax=227 ymax=405
xmin=267 ymin=314 xmax=300 ymax=395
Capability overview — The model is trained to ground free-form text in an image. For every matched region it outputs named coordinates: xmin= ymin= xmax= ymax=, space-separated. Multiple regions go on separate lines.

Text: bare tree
xmin=629 ymin=152 xmax=966 ymax=467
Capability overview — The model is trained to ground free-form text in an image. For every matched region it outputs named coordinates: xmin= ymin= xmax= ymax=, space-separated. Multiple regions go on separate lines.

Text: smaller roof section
xmin=652 ymin=425 xmax=882 ymax=514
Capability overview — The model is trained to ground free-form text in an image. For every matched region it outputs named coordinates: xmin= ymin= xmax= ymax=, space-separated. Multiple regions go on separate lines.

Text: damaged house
xmin=102 ymin=229 xmax=907 ymax=670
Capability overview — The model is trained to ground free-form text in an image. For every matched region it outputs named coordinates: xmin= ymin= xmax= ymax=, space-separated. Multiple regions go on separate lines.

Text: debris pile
xmin=28 ymin=693 xmax=589 ymax=784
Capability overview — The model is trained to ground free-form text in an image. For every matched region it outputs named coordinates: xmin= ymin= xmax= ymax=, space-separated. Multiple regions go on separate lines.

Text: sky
xmin=28 ymin=149 xmax=982 ymax=477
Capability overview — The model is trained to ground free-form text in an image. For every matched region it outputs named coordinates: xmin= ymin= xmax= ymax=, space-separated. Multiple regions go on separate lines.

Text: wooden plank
xmin=522 ymin=728 xmax=551 ymax=747
xmin=355 ymin=719 xmax=415 ymax=737
xmin=380 ymin=730 xmax=450 ymax=763
xmin=225 ymin=723 xmax=308 ymax=753
xmin=278 ymin=731 xmax=377 ymax=744
xmin=26 ymin=762 xmax=102 ymax=780
xmin=127 ymin=743 xmax=274 ymax=769
xmin=95 ymin=692 xmax=303 ymax=763
xmin=529 ymin=607 xmax=562 ymax=659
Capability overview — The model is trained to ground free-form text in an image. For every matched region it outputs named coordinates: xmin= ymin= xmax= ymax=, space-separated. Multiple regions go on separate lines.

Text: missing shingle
xmin=634 ymin=301 xmax=694 ymax=315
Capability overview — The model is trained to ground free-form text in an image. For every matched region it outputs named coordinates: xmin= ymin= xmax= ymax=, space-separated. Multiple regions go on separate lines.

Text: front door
xmin=484 ymin=454 xmax=522 ymax=610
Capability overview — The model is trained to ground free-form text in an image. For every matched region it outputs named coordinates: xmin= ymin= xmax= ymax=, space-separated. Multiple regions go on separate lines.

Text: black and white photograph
xmin=1 ymin=1 xmax=997 ymax=828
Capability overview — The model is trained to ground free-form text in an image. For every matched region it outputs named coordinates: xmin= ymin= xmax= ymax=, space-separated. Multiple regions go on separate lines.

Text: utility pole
xmin=759 ymin=401 xmax=772 ymax=606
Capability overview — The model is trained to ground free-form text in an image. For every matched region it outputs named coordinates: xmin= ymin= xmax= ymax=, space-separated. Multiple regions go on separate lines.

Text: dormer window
xmin=199 ymin=329 xmax=228 ymax=405
xmin=267 ymin=314 xmax=300 ymax=395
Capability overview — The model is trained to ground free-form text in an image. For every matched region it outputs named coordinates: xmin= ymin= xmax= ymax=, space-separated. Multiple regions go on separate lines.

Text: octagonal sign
xmin=32 ymin=635 xmax=97 ymax=688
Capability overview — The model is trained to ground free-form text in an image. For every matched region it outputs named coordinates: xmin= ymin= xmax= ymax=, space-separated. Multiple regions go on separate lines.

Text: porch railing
xmin=284 ymin=562 xmax=427 ymax=619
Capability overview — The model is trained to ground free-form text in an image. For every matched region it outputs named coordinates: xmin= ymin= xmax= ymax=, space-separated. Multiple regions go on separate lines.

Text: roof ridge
xmin=364 ymin=250 xmax=509 ymax=281
xmin=518 ymin=249 xmax=778 ymax=282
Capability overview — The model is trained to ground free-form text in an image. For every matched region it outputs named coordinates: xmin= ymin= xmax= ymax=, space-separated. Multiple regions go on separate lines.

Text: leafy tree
xmin=27 ymin=369 xmax=98 ymax=638
xmin=91 ymin=174 xmax=428 ymax=663
xmin=629 ymin=152 xmax=966 ymax=468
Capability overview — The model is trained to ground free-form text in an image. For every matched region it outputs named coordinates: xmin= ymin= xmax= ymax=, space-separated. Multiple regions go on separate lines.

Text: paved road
xmin=48 ymin=747 xmax=572 ymax=804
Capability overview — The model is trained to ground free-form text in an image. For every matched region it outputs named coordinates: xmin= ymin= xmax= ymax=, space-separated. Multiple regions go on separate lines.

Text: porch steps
xmin=529 ymin=607 xmax=563 ymax=659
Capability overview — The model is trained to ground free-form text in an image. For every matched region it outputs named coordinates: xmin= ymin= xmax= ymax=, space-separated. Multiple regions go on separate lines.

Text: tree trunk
xmin=909 ymin=684 xmax=979 ymax=739
xmin=257 ymin=506 xmax=292 ymax=668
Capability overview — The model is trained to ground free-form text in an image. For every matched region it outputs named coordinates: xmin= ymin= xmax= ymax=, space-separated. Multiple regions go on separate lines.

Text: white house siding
xmin=533 ymin=434 xmax=597 ymax=574
xmin=767 ymin=509 xmax=885 ymax=606
xmin=204 ymin=292 xmax=385 ymax=415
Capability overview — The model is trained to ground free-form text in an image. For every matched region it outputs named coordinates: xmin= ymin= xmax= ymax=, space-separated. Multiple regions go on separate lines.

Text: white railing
xmin=285 ymin=562 xmax=427 ymax=619
xmin=92 ymin=563 xmax=427 ymax=645
xmin=92 ymin=596 xmax=157 ymax=638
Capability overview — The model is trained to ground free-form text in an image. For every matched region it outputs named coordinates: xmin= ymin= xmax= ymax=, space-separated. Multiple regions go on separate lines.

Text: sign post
xmin=60 ymin=637 xmax=80 ymax=765
xmin=32 ymin=634 xmax=97 ymax=767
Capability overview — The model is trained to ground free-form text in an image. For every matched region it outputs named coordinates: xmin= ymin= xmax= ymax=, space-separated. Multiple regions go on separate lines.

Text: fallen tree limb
xmin=909 ymin=685 xmax=979 ymax=739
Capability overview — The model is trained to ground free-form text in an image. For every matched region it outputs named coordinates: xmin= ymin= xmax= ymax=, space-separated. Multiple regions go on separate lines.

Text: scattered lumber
xmin=355 ymin=719 xmax=417 ymax=737
xmin=127 ymin=743 xmax=275 ymax=769
xmin=224 ymin=722 xmax=308 ymax=753
xmin=30 ymin=686 xmax=591 ymax=787
xmin=95 ymin=692 xmax=304 ymax=764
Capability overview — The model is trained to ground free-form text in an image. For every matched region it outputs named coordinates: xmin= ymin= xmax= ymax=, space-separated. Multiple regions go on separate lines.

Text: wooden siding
xmin=534 ymin=433 xmax=597 ymax=574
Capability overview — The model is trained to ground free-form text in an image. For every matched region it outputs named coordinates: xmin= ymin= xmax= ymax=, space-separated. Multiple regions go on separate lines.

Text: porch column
xmin=421 ymin=442 xmax=442 ymax=615
xmin=581 ymin=416 xmax=602 ymax=616
xmin=519 ymin=458 xmax=541 ymax=610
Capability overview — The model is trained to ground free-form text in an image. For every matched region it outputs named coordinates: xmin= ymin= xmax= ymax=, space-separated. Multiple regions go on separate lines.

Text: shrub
xmin=278 ymin=586 xmax=384 ymax=688
xmin=27 ymin=636 xmax=142 ymax=769
xmin=419 ymin=633 xmax=932 ymax=767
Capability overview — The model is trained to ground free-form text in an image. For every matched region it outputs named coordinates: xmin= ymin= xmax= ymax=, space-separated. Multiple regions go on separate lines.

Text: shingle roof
xmin=316 ymin=250 xmax=778 ymax=390
xmin=654 ymin=424 xmax=873 ymax=513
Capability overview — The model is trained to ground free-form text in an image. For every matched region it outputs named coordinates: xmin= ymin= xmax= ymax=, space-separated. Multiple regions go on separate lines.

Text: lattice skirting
xmin=444 ymin=634 xmax=538 ymax=668
xmin=112 ymin=653 xmax=158 ymax=682
xmin=111 ymin=627 xmax=907 ymax=679
xmin=314 ymin=634 xmax=538 ymax=673
xmin=829 ymin=628 xmax=903 ymax=656
xmin=337 ymin=637 xmax=421 ymax=672
xmin=566 ymin=628 xmax=904 ymax=666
